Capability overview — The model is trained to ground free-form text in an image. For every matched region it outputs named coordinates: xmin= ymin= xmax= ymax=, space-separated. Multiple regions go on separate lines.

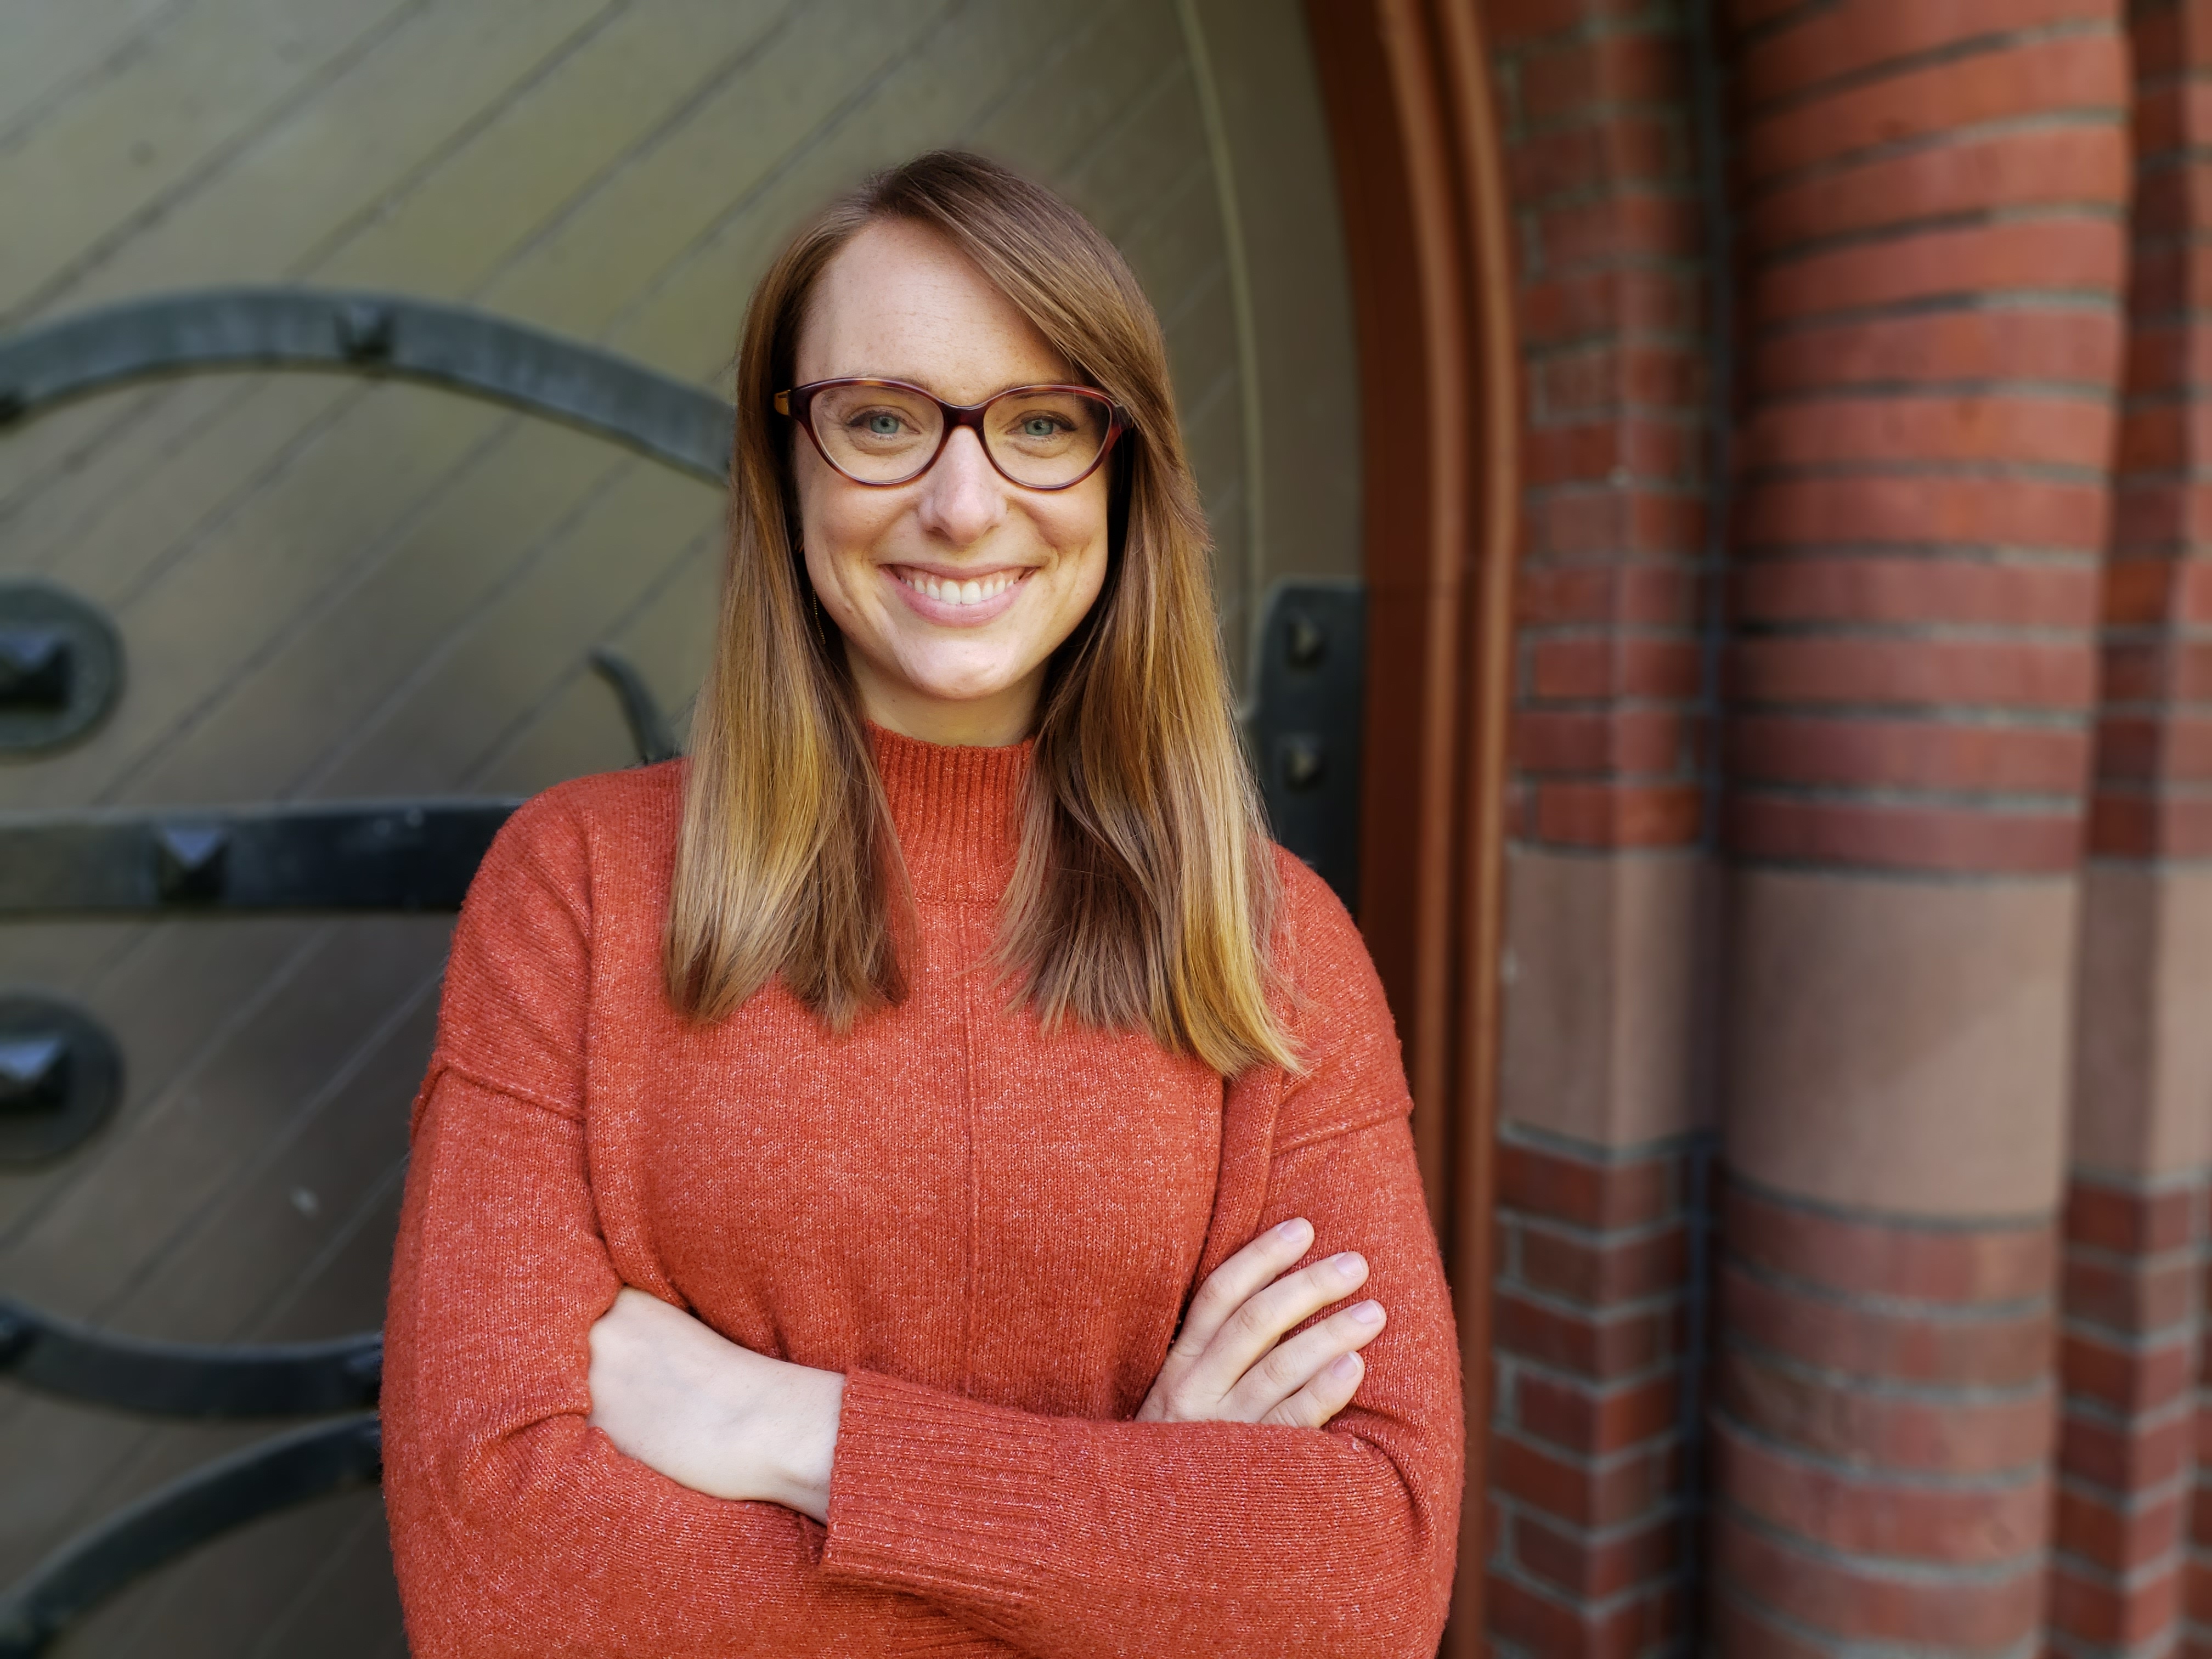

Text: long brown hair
xmin=665 ymin=150 xmax=1293 ymax=1075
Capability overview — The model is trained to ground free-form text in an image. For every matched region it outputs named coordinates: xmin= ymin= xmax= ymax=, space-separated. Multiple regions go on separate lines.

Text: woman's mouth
xmin=893 ymin=566 xmax=1028 ymax=607
xmin=887 ymin=565 xmax=1032 ymax=624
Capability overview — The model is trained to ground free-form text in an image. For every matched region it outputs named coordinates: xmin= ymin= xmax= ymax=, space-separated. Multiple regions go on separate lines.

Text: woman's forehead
xmin=797 ymin=219 xmax=1074 ymax=398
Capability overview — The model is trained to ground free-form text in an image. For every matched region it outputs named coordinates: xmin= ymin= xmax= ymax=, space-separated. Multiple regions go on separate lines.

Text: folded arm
xmin=381 ymin=1065 xmax=1007 ymax=1657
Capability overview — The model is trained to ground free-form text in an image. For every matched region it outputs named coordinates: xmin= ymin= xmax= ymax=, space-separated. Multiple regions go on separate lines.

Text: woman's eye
xmin=1019 ymin=415 xmax=1069 ymax=437
xmin=862 ymin=412 xmax=906 ymax=437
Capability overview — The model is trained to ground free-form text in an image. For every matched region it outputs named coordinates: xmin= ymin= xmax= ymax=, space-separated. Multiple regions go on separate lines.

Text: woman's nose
xmin=915 ymin=427 xmax=1007 ymax=546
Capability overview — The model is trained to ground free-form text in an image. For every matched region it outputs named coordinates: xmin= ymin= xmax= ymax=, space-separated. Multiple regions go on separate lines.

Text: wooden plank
xmin=0 ymin=0 xmax=190 ymax=145
xmin=602 ymin=2 xmax=1104 ymax=374
xmin=239 ymin=1494 xmax=403 ymax=1659
xmin=0 ymin=919 xmax=324 ymax=1244
xmin=480 ymin=0 xmax=964 ymax=344
xmin=121 ymin=420 xmax=649 ymax=805
xmin=3 ymin=385 xmax=505 ymax=812
xmin=52 ymin=0 xmax=619 ymax=312
xmin=0 ymin=917 xmax=444 ymax=1308
xmin=306 ymin=465 xmax=719 ymax=797
xmin=0 ymin=0 xmax=422 ymax=324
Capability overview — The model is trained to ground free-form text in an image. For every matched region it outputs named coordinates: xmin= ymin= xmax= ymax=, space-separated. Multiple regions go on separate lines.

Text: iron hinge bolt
xmin=0 ymin=627 xmax=71 ymax=709
xmin=154 ymin=823 xmax=230 ymax=902
xmin=336 ymin=302 xmax=394 ymax=363
xmin=0 ymin=1034 xmax=68 ymax=1115
xmin=1279 ymin=736 xmax=1326 ymax=792
xmin=1284 ymin=613 xmax=1326 ymax=670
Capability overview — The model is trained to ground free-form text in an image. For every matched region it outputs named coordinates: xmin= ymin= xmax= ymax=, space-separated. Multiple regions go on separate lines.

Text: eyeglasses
xmin=774 ymin=377 xmax=1125 ymax=490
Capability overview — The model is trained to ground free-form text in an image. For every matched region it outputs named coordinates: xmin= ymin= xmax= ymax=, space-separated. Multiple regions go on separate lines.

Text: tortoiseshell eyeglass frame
xmin=772 ymin=377 xmax=1127 ymax=490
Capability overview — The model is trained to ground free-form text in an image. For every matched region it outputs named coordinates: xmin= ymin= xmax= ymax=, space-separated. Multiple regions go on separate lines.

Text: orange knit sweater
xmin=381 ymin=728 xmax=1463 ymax=1657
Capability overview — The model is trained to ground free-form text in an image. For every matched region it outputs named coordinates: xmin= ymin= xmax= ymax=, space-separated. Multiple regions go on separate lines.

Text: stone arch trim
xmin=1305 ymin=2 xmax=1523 ymax=1651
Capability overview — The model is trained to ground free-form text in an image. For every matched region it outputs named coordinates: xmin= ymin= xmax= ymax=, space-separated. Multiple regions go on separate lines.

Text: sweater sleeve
xmin=380 ymin=795 xmax=1007 ymax=1657
xmin=816 ymin=864 xmax=1465 ymax=1658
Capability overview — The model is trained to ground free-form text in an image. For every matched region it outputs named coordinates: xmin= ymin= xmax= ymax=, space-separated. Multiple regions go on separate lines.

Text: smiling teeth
xmin=899 ymin=569 xmax=1021 ymax=606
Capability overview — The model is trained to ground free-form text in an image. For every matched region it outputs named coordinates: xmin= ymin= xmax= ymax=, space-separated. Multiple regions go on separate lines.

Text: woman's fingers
xmin=1261 ymin=1350 xmax=1367 ymax=1429
xmin=1169 ymin=1216 xmax=1314 ymax=1362
xmin=1182 ymin=1249 xmax=1372 ymax=1403
xmin=1224 ymin=1297 xmax=1386 ymax=1421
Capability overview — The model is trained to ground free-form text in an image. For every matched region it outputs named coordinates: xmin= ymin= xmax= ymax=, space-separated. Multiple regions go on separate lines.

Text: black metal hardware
xmin=0 ymin=583 xmax=122 ymax=756
xmin=0 ymin=287 xmax=732 ymax=485
xmin=0 ymin=996 xmax=123 ymax=1167
xmin=1246 ymin=580 xmax=1367 ymax=913
xmin=0 ymin=1414 xmax=382 ymax=1659
xmin=0 ymin=799 xmax=518 ymax=915
xmin=0 ymin=1299 xmax=379 ymax=1418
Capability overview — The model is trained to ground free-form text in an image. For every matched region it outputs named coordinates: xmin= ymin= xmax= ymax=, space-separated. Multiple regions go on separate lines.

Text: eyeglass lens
xmin=809 ymin=384 xmax=1111 ymax=487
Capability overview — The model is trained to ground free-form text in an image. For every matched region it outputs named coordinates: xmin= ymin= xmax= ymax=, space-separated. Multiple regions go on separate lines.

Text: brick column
xmin=1714 ymin=0 xmax=2129 ymax=1651
xmin=2053 ymin=4 xmax=2212 ymax=1653
xmin=1480 ymin=0 xmax=1719 ymax=1651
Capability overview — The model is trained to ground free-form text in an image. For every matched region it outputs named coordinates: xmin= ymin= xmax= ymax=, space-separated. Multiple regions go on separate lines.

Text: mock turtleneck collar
xmin=868 ymin=724 xmax=1030 ymax=903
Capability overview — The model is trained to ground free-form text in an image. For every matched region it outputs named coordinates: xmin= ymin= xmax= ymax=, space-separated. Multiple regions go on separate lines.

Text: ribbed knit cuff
xmin=819 ymin=1370 xmax=1059 ymax=1613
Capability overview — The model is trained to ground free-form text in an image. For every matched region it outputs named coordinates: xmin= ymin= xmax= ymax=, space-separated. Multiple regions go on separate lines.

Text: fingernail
xmin=1348 ymin=1300 xmax=1384 ymax=1325
xmin=1276 ymin=1217 xmax=1311 ymax=1242
xmin=1333 ymin=1251 xmax=1365 ymax=1280
xmin=1330 ymin=1353 xmax=1363 ymax=1380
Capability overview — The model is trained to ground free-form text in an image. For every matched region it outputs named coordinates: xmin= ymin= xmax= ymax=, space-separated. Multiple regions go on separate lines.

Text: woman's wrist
xmin=761 ymin=1363 xmax=846 ymax=1522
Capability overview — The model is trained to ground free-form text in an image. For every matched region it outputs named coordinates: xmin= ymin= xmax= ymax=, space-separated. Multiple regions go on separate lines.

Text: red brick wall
xmin=2050 ymin=1178 xmax=2202 ymax=1652
xmin=1724 ymin=0 xmax=2126 ymax=875
xmin=1497 ymin=0 xmax=1714 ymax=855
xmin=1487 ymin=1130 xmax=1702 ymax=1655
xmin=1481 ymin=0 xmax=1718 ymax=1646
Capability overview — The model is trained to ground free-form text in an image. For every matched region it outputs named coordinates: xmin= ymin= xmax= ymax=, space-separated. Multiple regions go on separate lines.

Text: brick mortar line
xmin=1494 ymin=1348 xmax=1692 ymax=1400
xmin=2047 ymin=1543 xmax=2192 ymax=1592
xmin=1724 ymin=1166 xmax=2057 ymax=1234
xmin=1503 ymin=1206 xmax=1691 ymax=1252
xmin=2057 ymin=1310 xmax=2200 ymax=1348
xmin=1719 ymin=1496 xmax=2050 ymax=1585
xmin=1485 ymin=1550 xmax=1694 ymax=1623
xmin=1745 ymin=458 xmax=2113 ymax=487
xmin=2052 ymin=1465 xmax=2197 ymax=1509
xmin=2054 ymin=1389 xmax=2196 ymax=1435
xmin=1723 ymin=708 xmax=2091 ymax=732
xmin=1714 ymin=1577 xmax=2042 ymax=1658
xmin=1757 ymin=379 xmax=2123 ymax=402
xmin=1723 ymin=1248 xmax=2054 ymax=1323
xmin=1732 ymin=543 xmax=2104 ymax=566
xmin=1719 ymin=783 xmax=2086 ymax=815
xmin=1491 ymin=8 xmax=1689 ymax=67
xmin=1522 ymin=331 xmax=1708 ymax=365
xmin=1745 ymin=109 xmax=2131 ymax=208
xmin=1723 ymin=1329 xmax=2055 ymax=1407
xmin=1493 ymin=1268 xmax=1692 ymax=1321
xmin=1496 ymin=1119 xmax=1709 ymax=1168
xmin=1489 ymin=1487 xmax=1694 ymax=1546
xmin=1737 ymin=18 xmax=2121 ymax=126
xmin=1755 ymin=200 xmax=2136 ymax=269
xmin=1498 ymin=1274 xmax=1686 ymax=1327
xmin=1714 ymin=1403 xmax=2051 ymax=1492
xmin=1739 ymin=619 xmax=2100 ymax=644
xmin=1753 ymin=288 xmax=2125 ymax=335
xmin=1491 ymin=1419 xmax=1689 ymax=1479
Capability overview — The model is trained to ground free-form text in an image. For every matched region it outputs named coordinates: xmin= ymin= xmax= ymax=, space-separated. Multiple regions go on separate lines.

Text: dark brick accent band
xmin=1709 ymin=1176 xmax=2056 ymax=1654
xmin=2092 ymin=0 xmax=2212 ymax=861
xmin=1487 ymin=1128 xmax=1705 ymax=1656
xmin=2045 ymin=1175 xmax=2203 ymax=1656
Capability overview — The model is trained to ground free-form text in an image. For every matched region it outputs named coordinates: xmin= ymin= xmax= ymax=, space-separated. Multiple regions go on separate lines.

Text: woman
xmin=382 ymin=150 xmax=1462 ymax=1657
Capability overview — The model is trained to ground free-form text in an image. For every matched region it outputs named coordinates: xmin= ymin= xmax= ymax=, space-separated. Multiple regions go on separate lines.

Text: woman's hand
xmin=586 ymin=1286 xmax=845 ymax=1521
xmin=1138 ymin=1217 xmax=1385 ymax=1427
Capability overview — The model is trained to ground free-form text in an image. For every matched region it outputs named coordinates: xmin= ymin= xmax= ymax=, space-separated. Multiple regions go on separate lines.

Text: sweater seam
xmin=424 ymin=1054 xmax=585 ymax=1125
